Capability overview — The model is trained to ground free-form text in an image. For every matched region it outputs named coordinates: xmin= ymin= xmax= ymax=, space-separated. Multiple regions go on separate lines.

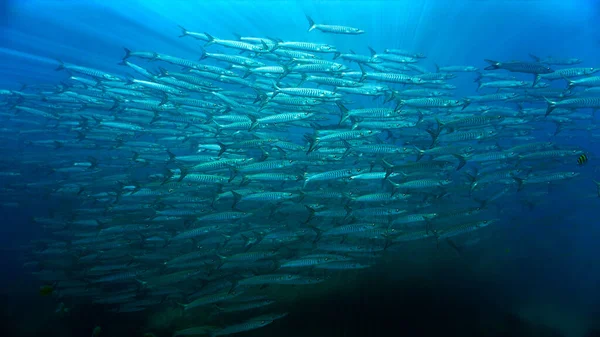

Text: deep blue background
xmin=1 ymin=1 xmax=600 ymax=336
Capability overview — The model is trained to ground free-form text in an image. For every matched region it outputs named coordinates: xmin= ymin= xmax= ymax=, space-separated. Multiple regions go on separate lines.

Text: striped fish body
xmin=438 ymin=129 xmax=498 ymax=143
xmin=239 ymin=274 xmax=302 ymax=285
xmin=374 ymin=54 xmax=418 ymax=63
xmin=172 ymin=225 xmax=221 ymax=240
xmin=436 ymin=220 xmax=496 ymax=239
xmin=257 ymin=112 xmax=314 ymax=124
xmin=484 ymin=60 xmax=553 ymax=74
xmin=238 ymin=192 xmax=296 ymax=203
xmin=479 ymin=80 xmax=527 ymax=89
xmin=384 ymin=49 xmax=426 ymax=58
xmin=525 ymin=172 xmax=579 ymax=184
xmin=317 ymin=130 xmax=377 ymax=142
xmin=519 ymin=150 xmax=577 ymax=161
xmin=538 ymin=67 xmax=599 ymax=81
xmin=292 ymin=64 xmax=342 ymax=73
xmin=353 ymin=120 xmax=417 ymax=130
xmin=310 ymin=23 xmax=364 ymax=35
xmin=364 ymin=72 xmax=415 ymax=84
xmin=154 ymin=54 xmax=203 ymax=69
xmin=275 ymin=87 xmax=340 ymax=98
xmin=223 ymin=251 xmax=278 ymax=262
xmin=237 ymin=160 xmax=295 ymax=173
xmin=181 ymin=174 xmax=228 ymax=185
xmin=304 ymin=168 xmax=363 ymax=185
xmin=569 ymin=77 xmax=600 ymax=88
xmin=244 ymin=173 xmax=301 ymax=182
xmin=335 ymin=53 xmax=374 ymax=63
xmin=402 ymin=98 xmax=466 ymax=108
xmin=392 ymin=179 xmax=448 ymax=189
xmin=352 ymin=192 xmax=409 ymax=203
xmin=323 ymin=223 xmax=377 ymax=236
xmin=277 ymin=41 xmax=336 ymax=53
xmin=303 ymin=75 xmax=361 ymax=87
xmin=211 ymin=319 xmax=274 ymax=337
xmin=184 ymin=291 xmax=243 ymax=310
xmin=197 ymin=211 xmax=250 ymax=222
xmin=467 ymin=93 xmax=519 ymax=102
xmin=440 ymin=115 xmax=505 ymax=131
xmin=279 ymin=255 xmax=350 ymax=268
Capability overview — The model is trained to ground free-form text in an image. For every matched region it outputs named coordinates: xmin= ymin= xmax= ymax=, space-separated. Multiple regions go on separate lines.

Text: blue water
xmin=2 ymin=1 xmax=600 ymax=336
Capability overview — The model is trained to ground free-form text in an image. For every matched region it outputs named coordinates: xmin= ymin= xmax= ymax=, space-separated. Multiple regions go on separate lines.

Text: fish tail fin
xmin=337 ymin=102 xmax=350 ymax=124
xmin=306 ymin=15 xmax=316 ymax=32
xmin=199 ymin=48 xmax=208 ymax=60
xmin=386 ymin=178 xmax=401 ymax=197
xmin=248 ymin=115 xmax=259 ymax=131
xmin=452 ymin=154 xmax=466 ymax=171
xmin=435 ymin=117 xmax=445 ymax=131
xmin=333 ymin=52 xmax=341 ymax=60
xmin=528 ymin=53 xmax=540 ymax=62
xmin=166 ymin=149 xmax=177 ymax=164
xmin=177 ymin=25 xmax=188 ymax=37
xmin=483 ymin=59 xmax=500 ymax=70
xmin=543 ymin=96 xmax=556 ymax=116
xmin=512 ymin=176 xmax=524 ymax=192
xmin=533 ymin=74 xmax=542 ymax=87
xmin=203 ymin=32 xmax=215 ymax=46
xmin=560 ymin=74 xmax=575 ymax=91
xmin=381 ymin=158 xmax=395 ymax=179
xmin=304 ymin=205 xmax=316 ymax=224
xmin=473 ymin=71 xmax=482 ymax=83
xmin=308 ymin=225 xmax=323 ymax=243
xmin=55 ymin=59 xmax=65 ymax=71
xmin=425 ymin=128 xmax=441 ymax=147
xmin=461 ymin=98 xmax=471 ymax=110
xmin=217 ymin=142 xmax=227 ymax=156
xmin=367 ymin=46 xmax=377 ymax=57
xmin=298 ymin=72 xmax=307 ymax=87
xmin=358 ymin=63 xmax=367 ymax=82
xmin=341 ymin=140 xmax=353 ymax=158
xmin=414 ymin=145 xmax=425 ymax=161
xmin=434 ymin=64 xmax=440 ymax=73
xmin=122 ymin=48 xmax=131 ymax=60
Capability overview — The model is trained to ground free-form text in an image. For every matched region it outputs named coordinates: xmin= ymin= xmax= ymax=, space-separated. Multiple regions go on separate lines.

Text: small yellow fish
xmin=39 ymin=285 xmax=54 ymax=296
xmin=577 ymin=153 xmax=588 ymax=166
